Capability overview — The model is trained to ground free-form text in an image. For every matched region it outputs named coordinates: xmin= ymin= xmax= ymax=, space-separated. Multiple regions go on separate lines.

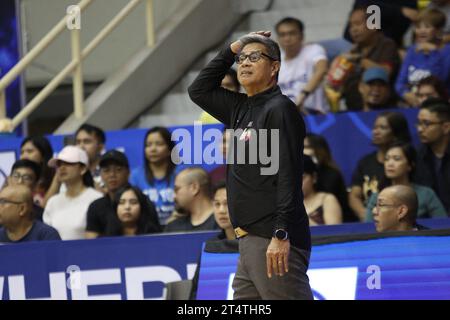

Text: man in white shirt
xmin=276 ymin=17 xmax=330 ymax=114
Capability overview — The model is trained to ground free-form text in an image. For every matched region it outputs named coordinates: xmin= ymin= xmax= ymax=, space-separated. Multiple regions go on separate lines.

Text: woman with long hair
xmin=349 ymin=111 xmax=412 ymax=220
xmin=43 ymin=146 xmax=103 ymax=240
xmin=20 ymin=136 xmax=55 ymax=207
xmin=105 ymin=186 xmax=161 ymax=237
xmin=130 ymin=127 xmax=178 ymax=226
xmin=304 ymin=133 xmax=357 ymax=222
xmin=365 ymin=142 xmax=447 ymax=221
xmin=303 ymin=155 xmax=343 ymax=226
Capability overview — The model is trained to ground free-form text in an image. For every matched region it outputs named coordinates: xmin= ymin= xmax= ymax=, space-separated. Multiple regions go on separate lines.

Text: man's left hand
xmin=266 ymin=238 xmax=290 ymax=278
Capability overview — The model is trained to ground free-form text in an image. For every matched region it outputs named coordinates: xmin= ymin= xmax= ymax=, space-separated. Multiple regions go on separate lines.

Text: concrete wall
xmin=20 ymin=0 xmax=189 ymax=86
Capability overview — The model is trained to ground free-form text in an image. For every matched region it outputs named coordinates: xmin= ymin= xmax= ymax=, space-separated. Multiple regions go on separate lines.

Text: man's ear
xmin=442 ymin=121 xmax=450 ymax=135
xmin=271 ymin=61 xmax=281 ymax=77
xmin=397 ymin=205 xmax=408 ymax=221
xmin=190 ymin=182 xmax=200 ymax=197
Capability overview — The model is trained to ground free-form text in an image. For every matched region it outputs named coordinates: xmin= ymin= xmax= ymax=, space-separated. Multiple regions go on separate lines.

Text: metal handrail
xmin=0 ymin=0 xmax=155 ymax=130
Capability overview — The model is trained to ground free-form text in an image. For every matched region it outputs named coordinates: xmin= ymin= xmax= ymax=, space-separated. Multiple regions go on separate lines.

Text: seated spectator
xmin=304 ymin=133 xmax=357 ymax=222
xmin=344 ymin=0 xmax=418 ymax=48
xmin=104 ymin=186 xmax=160 ymax=237
xmin=276 ymin=17 xmax=330 ymax=114
xmin=20 ymin=136 xmax=54 ymax=207
xmin=302 ymin=156 xmax=343 ymax=226
xmin=5 ymin=159 xmax=44 ymax=221
xmin=414 ymin=98 xmax=450 ymax=213
xmin=198 ymin=69 xmax=240 ymax=124
xmin=46 ymin=124 xmax=107 ymax=201
xmin=75 ymin=124 xmax=105 ymax=185
xmin=0 ymin=185 xmax=61 ymax=243
xmin=428 ymin=0 xmax=450 ymax=43
xmin=366 ymin=143 xmax=447 ymax=220
xmin=416 ymin=75 xmax=449 ymax=106
xmin=165 ymin=167 xmax=218 ymax=232
xmin=130 ymin=127 xmax=179 ymax=226
xmin=85 ymin=150 xmax=133 ymax=238
xmin=395 ymin=9 xmax=449 ymax=107
xmin=330 ymin=5 xmax=400 ymax=111
xmin=43 ymin=146 xmax=103 ymax=240
xmin=349 ymin=111 xmax=412 ymax=220
xmin=358 ymin=67 xmax=398 ymax=111
xmin=371 ymin=185 xmax=427 ymax=233
xmin=189 ymin=181 xmax=236 ymax=299
xmin=209 ymin=128 xmax=229 ymax=186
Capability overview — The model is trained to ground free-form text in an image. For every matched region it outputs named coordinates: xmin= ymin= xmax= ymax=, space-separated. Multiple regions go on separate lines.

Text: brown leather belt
xmin=234 ymin=227 xmax=248 ymax=238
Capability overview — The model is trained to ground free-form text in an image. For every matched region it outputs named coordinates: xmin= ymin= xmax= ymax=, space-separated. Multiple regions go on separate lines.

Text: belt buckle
xmin=234 ymin=227 xmax=248 ymax=239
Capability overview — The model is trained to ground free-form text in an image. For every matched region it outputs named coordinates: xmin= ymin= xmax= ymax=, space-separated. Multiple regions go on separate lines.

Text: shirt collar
xmin=247 ymin=85 xmax=281 ymax=107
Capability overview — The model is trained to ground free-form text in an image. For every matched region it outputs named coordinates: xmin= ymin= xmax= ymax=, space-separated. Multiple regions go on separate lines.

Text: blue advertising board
xmin=196 ymin=234 xmax=450 ymax=300
xmin=0 ymin=108 xmax=420 ymax=187
xmin=0 ymin=231 xmax=217 ymax=300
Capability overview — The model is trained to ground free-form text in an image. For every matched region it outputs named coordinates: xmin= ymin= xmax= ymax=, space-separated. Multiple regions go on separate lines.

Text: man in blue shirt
xmin=0 ymin=185 xmax=61 ymax=243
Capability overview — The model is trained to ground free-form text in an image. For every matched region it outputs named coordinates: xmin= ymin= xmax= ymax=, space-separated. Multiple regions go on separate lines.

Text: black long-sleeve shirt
xmin=188 ymin=47 xmax=311 ymax=251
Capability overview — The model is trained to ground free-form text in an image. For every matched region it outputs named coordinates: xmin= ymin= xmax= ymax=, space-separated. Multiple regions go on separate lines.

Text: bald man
xmin=371 ymin=185 xmax=425 ymax=232
xmin=0 ymin=185 xmax=61 ymax=243
xmin=164 ymin=167 xmax=218 ymax=232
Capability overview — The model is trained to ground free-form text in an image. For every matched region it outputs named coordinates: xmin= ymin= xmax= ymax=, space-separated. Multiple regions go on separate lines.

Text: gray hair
xmin=238 ymin=35 xmax=281 ymax=62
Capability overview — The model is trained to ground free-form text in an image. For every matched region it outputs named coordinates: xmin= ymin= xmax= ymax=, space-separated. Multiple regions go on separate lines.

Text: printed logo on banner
xmin=307 ymin=267 xmax=359 ymax=300
xmin=0 ymin=151 xmax=16 ymax=188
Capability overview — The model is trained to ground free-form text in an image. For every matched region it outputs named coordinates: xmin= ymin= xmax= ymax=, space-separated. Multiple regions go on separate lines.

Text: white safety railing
xmin=0 ymin=0 xmax=155 ymax=130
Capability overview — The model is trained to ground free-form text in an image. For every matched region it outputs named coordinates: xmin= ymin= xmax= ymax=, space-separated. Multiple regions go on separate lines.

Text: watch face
xmin=275 ymin=229 xmax=288 ymax=240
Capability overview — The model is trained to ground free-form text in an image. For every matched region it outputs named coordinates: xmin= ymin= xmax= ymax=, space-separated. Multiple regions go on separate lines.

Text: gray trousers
xmin=232 ymin=234 xmax=313 ymax=300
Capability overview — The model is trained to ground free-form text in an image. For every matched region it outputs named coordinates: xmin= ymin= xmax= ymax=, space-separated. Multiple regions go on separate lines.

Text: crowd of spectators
xmin=1 ymin=1 xmax=450 ymax=244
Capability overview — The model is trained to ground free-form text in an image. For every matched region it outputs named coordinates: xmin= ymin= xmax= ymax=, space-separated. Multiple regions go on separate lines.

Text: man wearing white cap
xmin=43 ymin=146 xmax=103 ymax=240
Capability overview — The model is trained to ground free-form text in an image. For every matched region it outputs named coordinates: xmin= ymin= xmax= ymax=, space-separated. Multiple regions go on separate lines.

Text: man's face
xmin=360 ymin=80 xmax=391 ymax=107
xmin=8 ymin=167 xmax=37 ymax=190
xmin=417 ymin=109 xmax=449 ymax=144
xmin=349 ymin=10 xmax=375 ymax=45
xmin=237 ymin=43 xmax=279 ymax=90
xmin=0 ymin=188 xmax=25 ymax=227
xmin=416 ymin=85 xmax=440 ymax=105
xmin=276 ymin=22 xmax=303 ymax=53
xmin=173 ymin=172 xmax=193 ymax=213
xmin=76 ymin=130 xmax=103 ymax=163
xmin=372 ymin=189 xmax=402 ymax=232
xmin=100 ymin=163 xmax=130 ymax=194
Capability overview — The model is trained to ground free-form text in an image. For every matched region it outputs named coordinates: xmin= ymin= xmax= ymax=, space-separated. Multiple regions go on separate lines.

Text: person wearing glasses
xmin=414 ymin=98 xmax=450 ymax=214
xmin=365 ymin=142 xmax=446 ymax=221
xmin=5 ymin=159 xmax=44 ymax=221
xmin=370 ymin=185 xmax=426 ymax=233
xmin=188 ymin=32 xmax=313 ymax=300
xmin=0 ymin=185 xmax=61 ymax=243
xmin=275 ymin=17 xmax=330 ymax=115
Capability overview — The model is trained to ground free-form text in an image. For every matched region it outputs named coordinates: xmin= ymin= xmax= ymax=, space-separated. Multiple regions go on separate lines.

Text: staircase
xmin=135 ymin=0 xmax=354 ymax=129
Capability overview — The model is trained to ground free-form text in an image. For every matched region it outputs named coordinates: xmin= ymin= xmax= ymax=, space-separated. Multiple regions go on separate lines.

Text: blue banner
xmin=196 ymin=235 xmax=450 ymax=300
xmin=0 ymin=232 xmax=217 ymax=300
xmin=0 ymin=109 xmax=420 ymax=187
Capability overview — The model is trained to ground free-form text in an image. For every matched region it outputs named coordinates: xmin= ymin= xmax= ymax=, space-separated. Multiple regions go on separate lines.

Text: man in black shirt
xmin=415 ymin=98 xmax=450 ymax=214
xmin=85 ymin=150 xmax=131 ymax=238
xmin=164 ymin=168 xmax=217 ymax=233
xmin=188 ymin=31 xmax=312 ymax=300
